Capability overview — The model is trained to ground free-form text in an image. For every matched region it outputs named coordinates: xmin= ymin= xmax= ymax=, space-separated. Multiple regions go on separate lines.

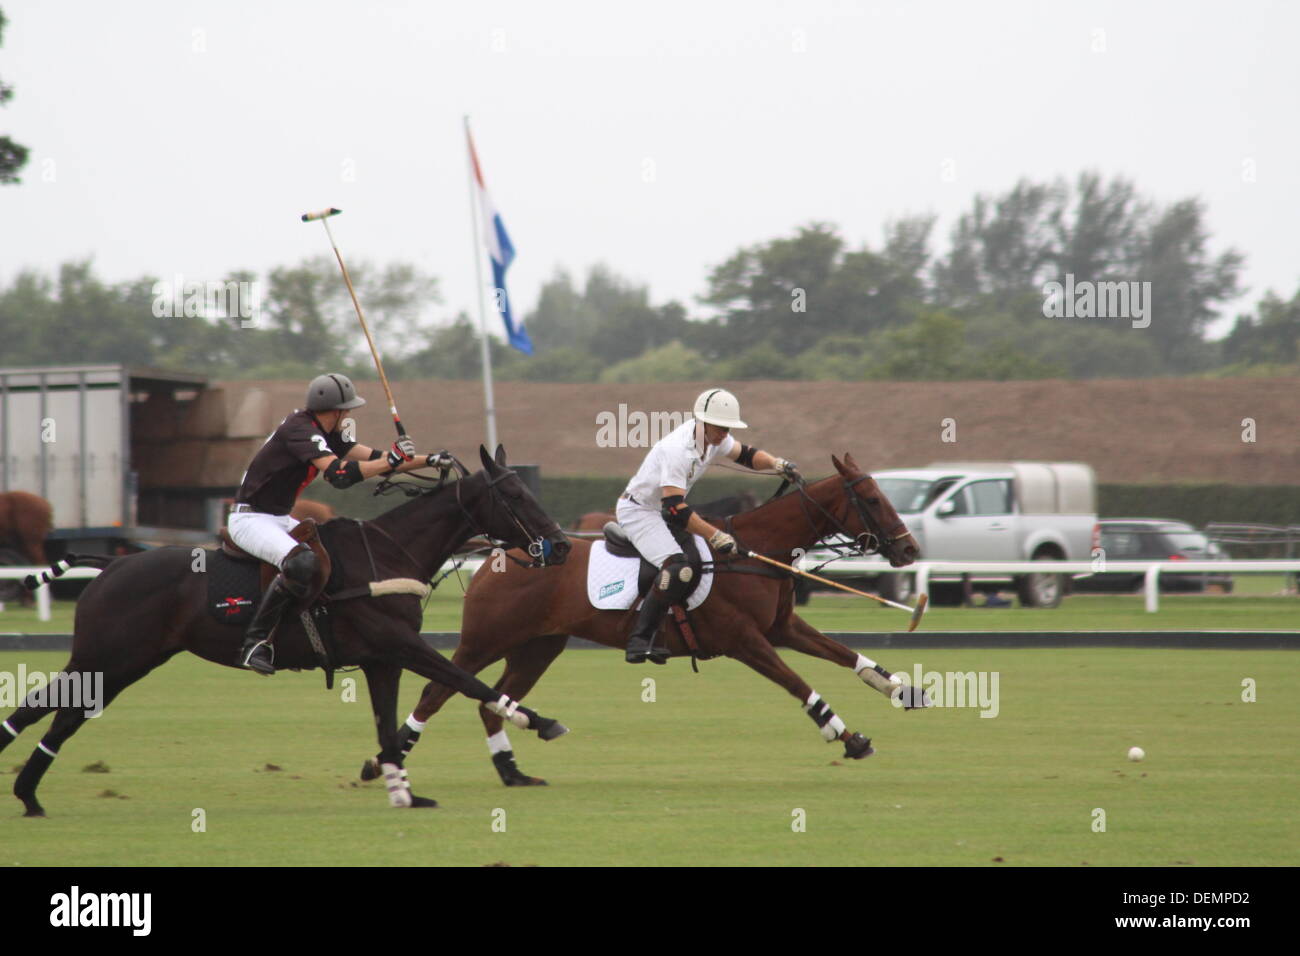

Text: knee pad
xmin=656 ymin=553 xmax=693 ymax=600
xmin=281 ymin=548 xmax=318 ymax=597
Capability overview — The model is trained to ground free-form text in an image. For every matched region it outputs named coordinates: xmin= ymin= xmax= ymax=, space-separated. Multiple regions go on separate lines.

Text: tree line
xmin=2 ymin=172 xmax=1294 ymax=382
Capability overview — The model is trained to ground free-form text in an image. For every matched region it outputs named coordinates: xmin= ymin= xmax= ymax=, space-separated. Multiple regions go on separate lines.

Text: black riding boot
xmin=237 ymin=576 xmax=296 ymax=676
xmin=625 ymin=590 xmax=672 ymax=665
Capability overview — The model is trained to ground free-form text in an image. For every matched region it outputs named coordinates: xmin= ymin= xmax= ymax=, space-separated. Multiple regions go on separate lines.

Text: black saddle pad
xmin=205 ymin=550 xmax=262 ymax=627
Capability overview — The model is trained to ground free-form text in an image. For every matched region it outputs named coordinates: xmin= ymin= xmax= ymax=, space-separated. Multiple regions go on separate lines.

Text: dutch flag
xmin=467 ymin=129 xmax=533 ymax=355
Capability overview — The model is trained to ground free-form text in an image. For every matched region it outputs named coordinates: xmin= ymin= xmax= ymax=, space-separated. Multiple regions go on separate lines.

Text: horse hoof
xmin=409 ymin=795 xmax=439 ymax=808
xmin=843 ymin=733 xmax=875 ymax=760
xmin=536 ymin=719 xmax=569 ymax=742
xmin=22 ymin=805 xmax=45 ymax=818
xmin=504 ymin=774 xmax=548 ymax=787
xmin=359 ymin=758 xmax=380 ymax=782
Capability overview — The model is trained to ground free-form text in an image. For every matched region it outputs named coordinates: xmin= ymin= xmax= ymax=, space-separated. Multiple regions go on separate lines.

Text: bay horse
xmin=363 ymin=453 xmax=924 ymax=787
xmin=1 ymin=446 xmax=571 ymax=816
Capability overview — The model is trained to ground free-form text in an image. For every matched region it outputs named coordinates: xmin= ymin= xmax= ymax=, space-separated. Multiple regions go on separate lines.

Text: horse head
xmin=469 ymin=444 xmax=571 ymax=567
xmin=831 ymin=453 xmax=920 ymax=568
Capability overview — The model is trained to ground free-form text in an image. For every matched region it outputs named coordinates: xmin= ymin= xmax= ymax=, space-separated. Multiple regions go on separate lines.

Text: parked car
xmin=1073 ymin=519 xmax=1233 ymax=593
xmin=800 ymin=461 xmax=1098 ymax=608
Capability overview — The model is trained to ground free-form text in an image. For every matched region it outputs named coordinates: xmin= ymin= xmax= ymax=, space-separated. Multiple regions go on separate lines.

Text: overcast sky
xmin=2 ymin=0 xmax=1296 ymax=342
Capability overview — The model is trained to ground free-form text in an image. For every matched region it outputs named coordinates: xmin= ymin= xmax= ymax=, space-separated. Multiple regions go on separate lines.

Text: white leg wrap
xmin=803 ymin=692 xmax=846 ymax=742
xmin=486 ymin=695 xmax=530 ymax=729
xmin=1 ymin=720 xmax=17 ymax=739
xmin=37 ymin=741 xmax=58 ymax=758
xmin=381 ymin=762 xmax=413 ymax=808
xmin=824 ymin=714 xmax=846 ymax=741
xmin=486 ymin=730 xmax=513 ymax=755
xmin=404 ymin=714 xmax=427 ymax=733
xmin=855 ymin=654 xmax=903 ymax=698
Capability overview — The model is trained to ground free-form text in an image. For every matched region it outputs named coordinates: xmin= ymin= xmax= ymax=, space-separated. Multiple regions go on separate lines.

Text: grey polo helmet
xmin=306 ymin=373 xmax=367 ymax=411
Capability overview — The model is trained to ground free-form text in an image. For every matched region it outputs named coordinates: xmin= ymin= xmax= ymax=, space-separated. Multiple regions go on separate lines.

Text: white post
xmin=1144 ymin=564 xmax=1161 ymax=613
xmin=916 ymin=562 xmax=932 ymax=599
xmin=37 ymin=582 xmax=51 ymax=622
xmin=464 ymin=115 xmax=499 ymax=453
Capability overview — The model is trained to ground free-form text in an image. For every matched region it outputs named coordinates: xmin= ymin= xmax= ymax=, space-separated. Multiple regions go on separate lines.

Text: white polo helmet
xmin=693 ymin=388 xmax=748 ymax=429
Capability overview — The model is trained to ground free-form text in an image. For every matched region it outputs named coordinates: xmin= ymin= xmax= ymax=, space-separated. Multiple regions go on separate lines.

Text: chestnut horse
xmin=364 ymin=453 xmax=924 ymax=786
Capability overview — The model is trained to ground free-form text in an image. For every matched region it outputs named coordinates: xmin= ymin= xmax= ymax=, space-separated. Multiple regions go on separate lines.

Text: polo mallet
xmin=746 ymin=552 xmax=929 ymax=632
xmin=300 ymin=207 xmax=407 ymax=441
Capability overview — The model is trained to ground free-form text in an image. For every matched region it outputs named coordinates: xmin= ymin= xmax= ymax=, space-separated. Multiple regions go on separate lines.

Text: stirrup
xmin=239 ymin=639 xmax=276 ymax=676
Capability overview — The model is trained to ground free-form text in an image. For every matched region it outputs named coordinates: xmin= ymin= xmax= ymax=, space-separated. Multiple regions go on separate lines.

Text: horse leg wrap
xmin=399 ymin=715 xmax=425 ymax=759
xmin=1 ymin=720 xmax=17 ymax=739
xmin=381 ymin=762 xmax=413 ymax=808
xmin=855 ymin=654 xmax=904 ymax=699
xmin=803 ymin=691 xmax=847 ymax=742
xmin=486 ymin=730 xmax=513 ymax=755
xmin=485 ymin=695 xmax=531 ymax=729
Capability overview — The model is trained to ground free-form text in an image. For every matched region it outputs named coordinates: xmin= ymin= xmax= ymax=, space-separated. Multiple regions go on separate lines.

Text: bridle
xmin=785 ymin=473 xmax=911 ymax=561
xmin=373 ymin=456 xmax=562 ymax=572
xmin=456 ymin=464 xmax=563 ymax=568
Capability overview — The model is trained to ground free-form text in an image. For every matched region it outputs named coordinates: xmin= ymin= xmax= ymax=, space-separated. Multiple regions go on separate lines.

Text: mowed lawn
xmin=0 ymin=644 xmax=1296 ymax=867
xmin=8 ymin=573 xmax=1300 ymax=634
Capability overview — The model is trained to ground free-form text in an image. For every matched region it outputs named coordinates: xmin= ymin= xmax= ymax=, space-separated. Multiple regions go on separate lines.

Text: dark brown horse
xmin=1 ymin=446 xmax=571 ymax=816
xmin=365 ymin=453 xmax=925 ymax=786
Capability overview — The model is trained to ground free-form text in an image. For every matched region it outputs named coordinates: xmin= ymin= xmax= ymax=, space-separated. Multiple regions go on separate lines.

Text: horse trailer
xmin=0 ymin=364 xmax=216 ymax=560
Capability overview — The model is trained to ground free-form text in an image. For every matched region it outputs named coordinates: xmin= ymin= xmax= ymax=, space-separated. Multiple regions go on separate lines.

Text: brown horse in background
xmin=290 ymin=498 xmax=337 ymax=524
xmin=0 ymin=492 xmax=52 ymax=605
xmin=569 ymin=489 xmax=760 ymax=534
xmin=365 ymin=454 xmax=927 ymax=787
xmin=0 ymin=491 xmax=51 ymax=566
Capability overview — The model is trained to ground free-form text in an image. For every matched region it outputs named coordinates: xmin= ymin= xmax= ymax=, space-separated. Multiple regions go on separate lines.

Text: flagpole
xmin=464 ymin=115 xmax=499 ymax=452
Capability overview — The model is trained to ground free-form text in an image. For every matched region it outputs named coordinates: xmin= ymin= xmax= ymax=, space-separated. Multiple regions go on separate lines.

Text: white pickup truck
xmin=808 ymin=461 xmax=1099 ymax=608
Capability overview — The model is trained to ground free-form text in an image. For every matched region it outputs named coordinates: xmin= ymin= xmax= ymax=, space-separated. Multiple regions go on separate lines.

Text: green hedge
xmin=1098 ymin=484 xmax=1300 ymax=528
xmin=306 ymin=477 xmax=1300 ymax=532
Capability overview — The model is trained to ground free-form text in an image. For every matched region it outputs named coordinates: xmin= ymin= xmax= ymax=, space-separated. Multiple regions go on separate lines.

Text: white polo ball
xmin=1127 ymin=746 xmax=1145 ymax=762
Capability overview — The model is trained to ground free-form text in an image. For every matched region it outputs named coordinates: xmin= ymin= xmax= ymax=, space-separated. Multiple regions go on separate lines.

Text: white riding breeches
xmin=615 ymin=498 xmax=683 ymax=568
xmin=228 ymin=511 xmax=299 ymax=568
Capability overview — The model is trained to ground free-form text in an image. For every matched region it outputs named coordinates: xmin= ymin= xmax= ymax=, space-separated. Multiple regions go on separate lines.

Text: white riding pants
xmin=615 ymin=498 xmax=683 ymax=568
xmin=228 ymin=511 xmax=299 ymax=568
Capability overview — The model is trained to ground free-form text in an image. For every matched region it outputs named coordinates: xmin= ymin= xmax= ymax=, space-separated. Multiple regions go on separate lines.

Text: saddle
xmin=601 ymin=521 xmax=704 ymax=601
xmin=219 ymin=519 xmax=332 ymax=606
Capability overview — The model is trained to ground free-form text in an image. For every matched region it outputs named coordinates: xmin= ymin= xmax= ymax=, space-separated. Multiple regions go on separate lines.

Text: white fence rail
xmin=796 ymin=558 xmax=1300 ymax=612
xmin=4 ymin=558 xmax=1299 ymax=621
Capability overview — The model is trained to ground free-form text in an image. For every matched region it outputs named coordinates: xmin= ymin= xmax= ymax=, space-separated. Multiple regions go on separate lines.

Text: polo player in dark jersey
xmin=228 ymin=373 xmax=448 ymax=675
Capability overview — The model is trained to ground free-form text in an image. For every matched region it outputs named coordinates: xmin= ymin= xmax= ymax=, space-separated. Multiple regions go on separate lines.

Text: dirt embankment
xmin=169 ymin=378 xmax=1297 ymax=487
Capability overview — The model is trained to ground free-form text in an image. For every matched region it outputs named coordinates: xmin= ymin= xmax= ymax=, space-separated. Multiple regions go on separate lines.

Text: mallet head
xmin=907 ymin=593 xmax=928 ymax=633
xmin=301 ymin=207 xmax=342 ymax=222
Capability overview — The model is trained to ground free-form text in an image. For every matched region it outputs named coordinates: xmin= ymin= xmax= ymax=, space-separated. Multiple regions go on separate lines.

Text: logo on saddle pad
xmin=216 ymin=595 xmax=254 ymax=616
xmin=598 ymin=580 xmax=625 ymax=599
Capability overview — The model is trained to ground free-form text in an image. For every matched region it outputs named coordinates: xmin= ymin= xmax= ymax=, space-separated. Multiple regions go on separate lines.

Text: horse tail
xmin=23 ymin=554 xmax=116 ymax=591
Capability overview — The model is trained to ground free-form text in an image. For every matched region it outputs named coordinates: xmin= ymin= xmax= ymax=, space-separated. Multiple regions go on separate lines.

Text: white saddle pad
xmin=586 ymin=537 xmax=714 ymax=611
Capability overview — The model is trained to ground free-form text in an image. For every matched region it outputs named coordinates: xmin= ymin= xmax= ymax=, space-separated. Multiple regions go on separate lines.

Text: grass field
xmin=5 ymin=574 xmax=1300 ymax=634
xmin=1 ymin=638 xmax=1296 ymax=866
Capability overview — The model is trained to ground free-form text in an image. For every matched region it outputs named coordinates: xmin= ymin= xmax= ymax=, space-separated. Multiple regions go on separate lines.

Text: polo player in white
xmin=616 ymin=388 xmax=801 ymax=664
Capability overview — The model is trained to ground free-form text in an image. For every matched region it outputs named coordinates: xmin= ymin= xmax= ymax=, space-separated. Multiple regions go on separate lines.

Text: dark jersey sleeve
xmin=283 ymin=419 xmax=337 ymax=464
xmin=327 ymin=429 xmax=357 ymax=459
